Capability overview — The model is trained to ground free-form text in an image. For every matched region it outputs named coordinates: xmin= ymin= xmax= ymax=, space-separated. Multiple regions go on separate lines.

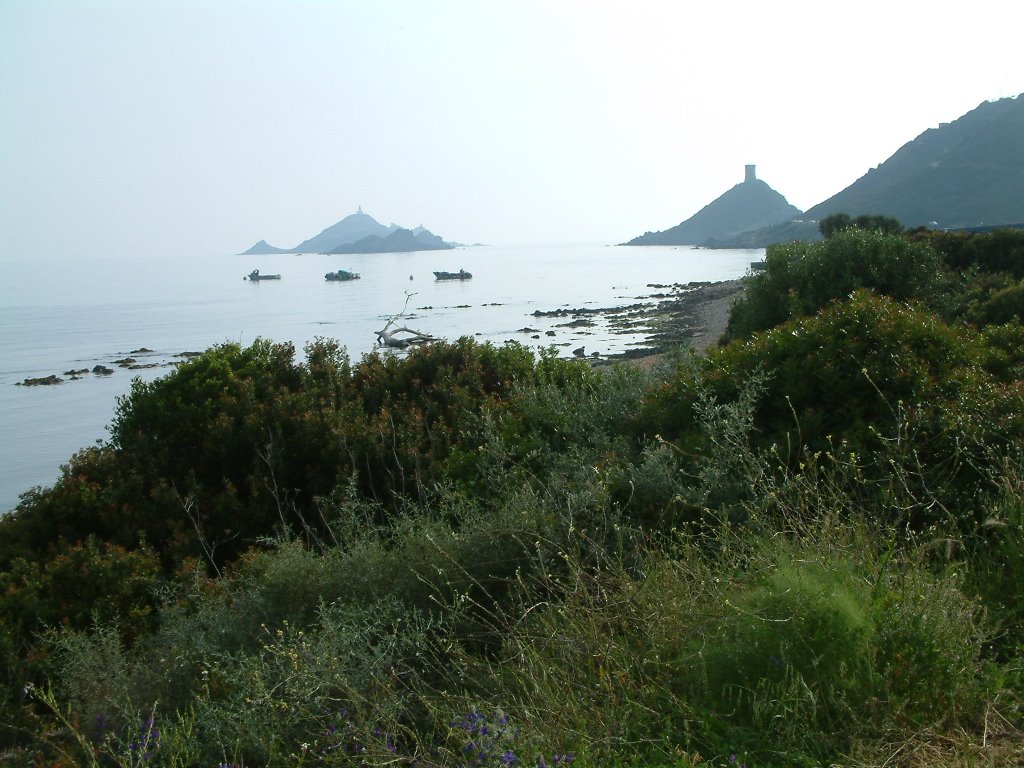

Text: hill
xmin=622 ymin=166 xmax=802 ymax=246
xmin=330 ymin=227 xmax=455 ymax=254
xmin=803 ymin=94 xmax=1024 ymax=230
xmin=710 ymin=94 xmax=1024 ymax=248
xmin=239 ymin=209 xmax=392 ymax=254
xmin=705 ymin=219 xmax=821 ymax=248
xmin=291 ymin=209 xmax=395 ymax=253
xmin=240 ymin=239 xmax=292 ymax=255
xmin=239 ymin=208 xmax=457 ymax=254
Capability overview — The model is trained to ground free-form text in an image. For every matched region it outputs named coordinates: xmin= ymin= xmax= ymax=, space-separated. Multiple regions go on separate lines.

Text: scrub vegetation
xmin=2 ymin=226 xmax=1023 ymax=767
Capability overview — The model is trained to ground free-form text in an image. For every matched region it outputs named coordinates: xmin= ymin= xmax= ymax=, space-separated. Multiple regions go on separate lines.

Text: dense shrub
xmin=0 ymin=537 xmax=161 ymax=747
xmin=819 ymin=212 xmax=903 ymax=238
xmin=911 ymin=227 xmax=1024 ymax=278
xmin=0 ymin=447 xmax=125 ymax=570
xmin=341 ymin=338 xmax=582 ymax=505
xmin=726 ymin=229 xmax=945 ymax=339
xmin=640 ymin=291 xmax=1024 ymax=527
xmin=963 ymin=276 xmax=1024 ymax=326
xmin=680 ymin=535 xmax=989 ymax=764
xmin=980 ymin=322 xmax=1024 ymax=381
xmin=1 ymin=338 xmax=596 ymax=575
xmin=962 ymin=464 xmax=1024 ymax=660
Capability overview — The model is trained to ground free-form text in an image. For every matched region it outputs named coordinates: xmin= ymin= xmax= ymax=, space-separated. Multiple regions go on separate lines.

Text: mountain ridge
xmin=803 ymin=94 xmax=1024 ymax=229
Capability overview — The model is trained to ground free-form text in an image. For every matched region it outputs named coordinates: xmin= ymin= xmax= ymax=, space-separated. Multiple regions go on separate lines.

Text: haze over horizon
xmin=1 ymin=0 xmax=1021 ymax=263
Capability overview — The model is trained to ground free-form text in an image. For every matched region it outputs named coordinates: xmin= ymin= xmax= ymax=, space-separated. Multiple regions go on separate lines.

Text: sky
xmin=1 ymin=0 xmax=1021 ymax=261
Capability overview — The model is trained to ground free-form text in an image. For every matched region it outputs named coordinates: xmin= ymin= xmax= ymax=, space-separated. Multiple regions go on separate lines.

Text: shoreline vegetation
xmin=3 ymin=226 xmax=1024 ymax=766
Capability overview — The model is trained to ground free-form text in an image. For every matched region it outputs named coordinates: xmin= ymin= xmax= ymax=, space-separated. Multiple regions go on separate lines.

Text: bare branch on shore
xmin=375 ymin=292 xmax=437 ymax=349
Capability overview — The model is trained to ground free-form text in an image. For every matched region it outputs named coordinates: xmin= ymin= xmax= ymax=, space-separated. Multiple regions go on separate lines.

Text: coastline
xmin=649 ymin=277 xmax=745 ymax=353
xmin=596 ymin=278 xmax=746 ymax=367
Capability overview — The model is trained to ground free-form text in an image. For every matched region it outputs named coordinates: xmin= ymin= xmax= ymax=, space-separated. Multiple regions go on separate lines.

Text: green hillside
xmin=805 ymin=94 xmax=1024 ymax=229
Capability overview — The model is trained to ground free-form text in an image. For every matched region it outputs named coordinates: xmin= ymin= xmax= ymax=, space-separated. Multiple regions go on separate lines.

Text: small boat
xmin=325 ymin=269 xmax=361 ymax=281
xmin=434 ymin=268 xmax=472 ymax=281
xmin=245 ymin=269 xmax=281 ymax=281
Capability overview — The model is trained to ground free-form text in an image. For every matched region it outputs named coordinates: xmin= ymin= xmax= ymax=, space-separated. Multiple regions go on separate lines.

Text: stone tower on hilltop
xmin=622 ymin=162 xmax=801 ymax=246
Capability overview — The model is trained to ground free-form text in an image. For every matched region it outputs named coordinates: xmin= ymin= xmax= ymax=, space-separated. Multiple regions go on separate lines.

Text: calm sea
xmin=0 ymin=244 xmax=762 ymax=512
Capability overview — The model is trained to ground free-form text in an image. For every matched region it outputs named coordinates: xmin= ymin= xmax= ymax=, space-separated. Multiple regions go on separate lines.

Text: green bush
xmin=965 ymin=277 xmax=1024 ymax=326
xmin=640 ymin=291 xmax=1024 ymax=527
xmin=42 ymin=597 xmax=430 ymax=767
xmin=2 ymin=338 xmax=598 ymax=576
xmin=727 ymin=229 xmax=945 ymax=339
xmin=0 ymin=536 xmax=162 ymax=748
xmin=684 ymin=535 xmax=990 ymax=764
xmin=819 ymin=212 xmax=903 ymax=238
xmin=911 ymin=227 xmax=1024 ymax=279
xmin=963 ymin=466 xmax=1024 ymax=660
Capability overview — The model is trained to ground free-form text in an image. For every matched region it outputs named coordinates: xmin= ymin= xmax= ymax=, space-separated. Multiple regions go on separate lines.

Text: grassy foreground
xmin=2 ymin=228 xmax=1024 ymax=766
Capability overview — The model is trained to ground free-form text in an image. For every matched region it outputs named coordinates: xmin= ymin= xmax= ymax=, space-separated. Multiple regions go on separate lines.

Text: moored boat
xmin=245 ymin=269 xmax=281 ymax=281
xmin=433 ymin=268 xmax=472 ymax=281
xmin=325 ymin=269 xmax=361 ymax=281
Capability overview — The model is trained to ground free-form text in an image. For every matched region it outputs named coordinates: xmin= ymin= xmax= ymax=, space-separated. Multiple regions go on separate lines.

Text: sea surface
xmin=0 ymin=244 xmax=762 ymax=512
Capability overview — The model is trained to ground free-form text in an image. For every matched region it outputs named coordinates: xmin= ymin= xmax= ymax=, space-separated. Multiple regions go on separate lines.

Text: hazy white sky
xmin=1 ymin=0 xmax=1021 ymax=260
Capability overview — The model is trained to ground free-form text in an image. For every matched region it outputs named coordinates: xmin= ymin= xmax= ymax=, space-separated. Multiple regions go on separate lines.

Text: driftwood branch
xmin=375 ymin=292 xmax=436 ymax=348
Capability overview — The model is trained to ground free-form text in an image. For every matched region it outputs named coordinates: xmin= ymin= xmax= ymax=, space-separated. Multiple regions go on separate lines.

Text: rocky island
xmin=241 ymin=208 xmax=459 ymax=255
